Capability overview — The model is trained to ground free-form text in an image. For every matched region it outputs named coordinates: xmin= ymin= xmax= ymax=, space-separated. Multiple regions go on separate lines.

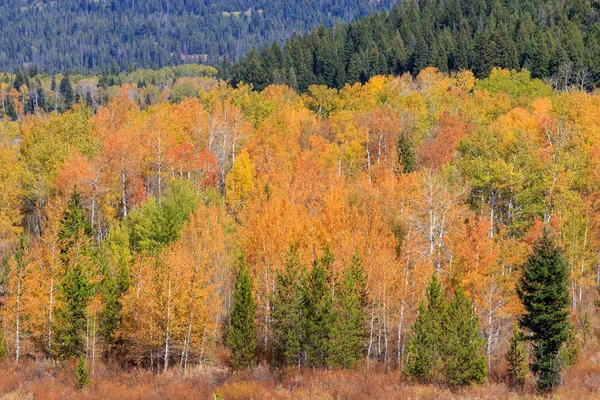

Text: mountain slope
xmin=0 ymin=0 xmax=399 ymax=73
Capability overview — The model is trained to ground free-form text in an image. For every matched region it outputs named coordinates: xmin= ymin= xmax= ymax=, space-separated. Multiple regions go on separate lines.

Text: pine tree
xmin=227 ymin=255 xmax=257 ymax=369
xmin=441 ymin=284 xmax=487 ymax=386
xmin=304 ymin=260 xmax=335 ymax=367
xmin=0 ymin=328 xmax=7 ymax=360
xmin=272 ymin=245 xmax=307 ymax=367
xmin=404 ymin=272 xmax=445 ymax=381
xmin=59 ymin=73 xmax=75 ymax=111
xmin=332 ymin=253 xmax=368 ymax=368
xmin=517 ymin=230 xmax=570 ymax=393
xmin=506 ymin=323 xmax=528 ymax=390
xmin=75 ymin=358 xmax=90 ymax=389
xmin=53 ymin=190 xmax=95 ymax=359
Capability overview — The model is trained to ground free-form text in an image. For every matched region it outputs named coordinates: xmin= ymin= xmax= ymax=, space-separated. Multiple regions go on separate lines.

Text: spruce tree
xmin=404 ymin=272 xmax=445 ymax=381
xmin=53 ymin=190 xmax=94 ymax=359
xmin=227 ymin=256 xmax=257 ymax=369
xmin=517 ymin=230 xmax=570 ymax=393
xmin=332 ymin=253 xmax=368 ymax=368
xmin=272 ymin=245 xmax=307 ymax=367
xmin=506 ymin=323 xmax=528 ymax=390
xmin=0 ymin=327 xmax=7 ymax=360
xmin=304 ymin=261 xmax=335 ymax=367
xmin=75 ymin=358 xmax=90 ymax=389
xmin=441 ymin=284 xmax=487 ymax=386
xmin=59 ymin=73 xmax=75 ymax=111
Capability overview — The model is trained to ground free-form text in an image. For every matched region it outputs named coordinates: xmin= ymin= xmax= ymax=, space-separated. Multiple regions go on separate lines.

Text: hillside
xmin=230 ymin=0 xmax=600 ymax=90
xmin=0 ymin=0 xmax=399 ymax=73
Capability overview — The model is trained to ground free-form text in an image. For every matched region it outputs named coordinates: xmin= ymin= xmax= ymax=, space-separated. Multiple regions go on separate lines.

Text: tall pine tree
xmin=227 ymin=255 xmax=257 ymax=369
xmin=441 ymin=284 xmax=487 ymax=386
xmin=517 ymin=229 xmax=570 ymax=393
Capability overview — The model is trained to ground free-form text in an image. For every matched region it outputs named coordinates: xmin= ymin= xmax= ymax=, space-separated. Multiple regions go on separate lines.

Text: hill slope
xmin=0 ymin=0 xmax=399 ymax=73
xmin=229 ymin=0 xmax=600 ymax=90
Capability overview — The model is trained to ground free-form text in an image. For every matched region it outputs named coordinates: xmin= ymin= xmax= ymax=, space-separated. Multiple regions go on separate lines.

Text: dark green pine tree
xmin=99 ymin=223 xmax=131 ymax=352
xmin=304 ymin=260 xmax=336 ymax=368
xmin=52 ymin=190 xmax=94 ymax=359
xmin=397 ymin=134 xmax=416 ymax=174
xmin=272 ymin=245 xmax=307 ymax=368
xmin=75 ymin=358 xmax=90 ymax=389
xmin=506 ymin=323 xmax=528 ymax=390
xmin=404 ymin=272 xmax=445 ymax=381
xmin=517 ymin=229 xmax=570 ymax=393
xmin=332 ymin=252 xmax=368 ymax=368
xmin=441 ymin=284 xmax=487 ymax=387
xmin=227 ymin=255 xmax=257 ymax=369
xmin=59 ymin=73 xmax=75 ymax=111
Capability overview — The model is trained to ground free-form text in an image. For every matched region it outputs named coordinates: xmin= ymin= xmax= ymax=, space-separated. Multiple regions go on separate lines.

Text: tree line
xmin=229 ymin=0 xmax=600 ymax=91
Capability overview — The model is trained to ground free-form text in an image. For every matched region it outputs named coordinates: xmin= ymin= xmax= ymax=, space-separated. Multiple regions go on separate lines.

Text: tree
xmin=506 ymin=323 xmax=528 ymax=390
xmin=52 ymin=191 xmax=95 ymax=359
xmin=517 ymin=230 xmax=570 ymax=393
xmin=227 ymin=256 xmax=257 ymax=369
xmin=271 ymin=245 xmax=307 ymax=367
xmin=441 ymin=284 xmax=487 ymax=386
xmin=60 ymin=74 xmax=75 ymax=111
xmin=0 ymin=329 xmax=7 ymax=360
xmin=75 ymin=358 xmax=90 ymax=389
xmin=304 ymin=260 xmax=335 ymax=367
xmin=404 ymin=272 xmax=445 ymax=381
xmin=333 ymin=252 xmax=367 ymax=368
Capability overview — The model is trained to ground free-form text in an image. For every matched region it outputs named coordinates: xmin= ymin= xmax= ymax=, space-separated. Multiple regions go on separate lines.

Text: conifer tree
xmin=272 ymin=245 xmax=307 ymax=367
xmin=304 ymin=260 xmax=335 ymax=367
xmin=53 ymin=190 xmax=95 ymax=359
xmin=227 ymin=255 xmax=257 ymax=369
xmin=59 ymin=73 xmax=75 ymax=111
xmin=517 ymin=230 xmax=570 ymax=393
xmin=0 ymin=328 xmax=7 ymax=360
xmin=75 ymin=358 xmax=90 ymax=389
xmin=506 ymin=323 xmax=528 ymax=390
xmin=404 ymin=272 xmax=445 ymax=381
xmin=332 ymin=251 xmax=368 ymax=368
xmin=441 ymin=284 xmax=487 ymax=386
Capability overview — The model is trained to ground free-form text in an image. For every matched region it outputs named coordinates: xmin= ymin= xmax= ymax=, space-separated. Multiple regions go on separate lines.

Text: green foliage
xmin=559 ymin=325 xmax=580 ymax=367
xmin=227 ymin=256 xmax=257 ymax=369
xmin=474 ymin=68 xmax=553 ymax=99
xmin=441 ymin=285 xmax=487 ymax=387
xmin=75 ymin=358 xmax=90 ymax=390
xmin=304 ymin=260 xmax=336 ymax=368
xmin=59 ymin=73 xmax=74 ymax=111
xmin=517 ymin=230 xmax=571 ymax=393
xmin=404 ymin=273 xmax=445 ymax=382
xmin=0 ymin=328 xmax=7 ymax=360
xmin=53 ymin=191 xmax=95 ymax=359
xmin=506 ymin=324 xmax=528 ymax=390
xmin=272 ymin=245 xmax=307 ymax=367
xmin=127 ymin=179 xmax=199 ymax=253
xmin=332 ymin=253 xmax=368 ymax=369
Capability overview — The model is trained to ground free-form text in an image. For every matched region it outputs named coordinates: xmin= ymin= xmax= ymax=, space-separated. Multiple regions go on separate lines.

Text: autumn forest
xmin=0 ymin=65 xmax=599 ymax=399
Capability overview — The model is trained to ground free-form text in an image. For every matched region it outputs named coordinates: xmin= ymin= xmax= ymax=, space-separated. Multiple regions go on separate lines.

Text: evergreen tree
xmin=53 ymin=190 xmax=95 ymax=359
xmin=304 ymin=260 xmax=335 ymax=367
xmin=517 ymin=230 xmax=570 ymax=393
xmin=227 ymin=255 xmax=257 ymax=369
xmin=441 ymin=284 xmax=487 ymax=386
xmin=75 ymin=358 xmax=90 ymax=389
xmin=404 ymin=272 xmax=445 ymax=381
xmin=59 ymin=73 xmax=75 ymax=111
xmin=332 ymin=253 xmax=368 ymax=368
xmin=0 ymin=327 xmax=7 ymax=360
xmin=506 ymin=323 xmax=528 ymax=390
xmin=272 ymin=245 xmax=307 ymax=367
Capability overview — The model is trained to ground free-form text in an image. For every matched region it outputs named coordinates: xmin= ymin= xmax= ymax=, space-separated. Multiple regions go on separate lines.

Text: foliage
xmin=517 ymin=230 xmax=571 ymax=393
xmin=506 ymin=324 xmax=528 ymax=390
xmin=75 ymin=358 xmax=90 ymax=390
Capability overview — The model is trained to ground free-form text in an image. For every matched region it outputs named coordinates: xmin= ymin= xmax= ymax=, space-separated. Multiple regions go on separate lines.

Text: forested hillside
xmin=0 ymin=0 xmax=398 ymax=73
xmin=230 ymin=0 xmax=600 ymax=90
xmin=0 ymin=68 xmax=599 ymax=398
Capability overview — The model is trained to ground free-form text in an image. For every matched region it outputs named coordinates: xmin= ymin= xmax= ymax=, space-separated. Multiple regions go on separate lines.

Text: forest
xmin=0 ymin=66 xmax=599 ymax=398
xmin=229 ymin=0 xmax=600 ymax=90
xmin=0 ymin=0 xmax=399 ymax=73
